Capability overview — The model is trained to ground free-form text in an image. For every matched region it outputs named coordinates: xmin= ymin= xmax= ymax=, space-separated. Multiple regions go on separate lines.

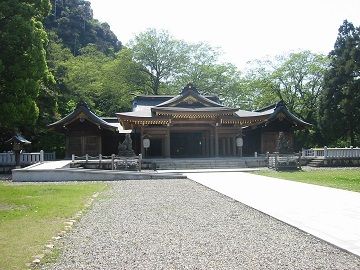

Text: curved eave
xmin=268 ymin=108 xmax=312 ymax=128
xmin=221 ymin=115 xmax=269 ymax=126
xmin=48 ymin=105 xmax=117 ymax=132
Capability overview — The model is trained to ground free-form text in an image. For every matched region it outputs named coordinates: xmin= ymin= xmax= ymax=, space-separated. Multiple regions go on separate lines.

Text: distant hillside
xmin=45 ymin=0 xmax=121 ymax=55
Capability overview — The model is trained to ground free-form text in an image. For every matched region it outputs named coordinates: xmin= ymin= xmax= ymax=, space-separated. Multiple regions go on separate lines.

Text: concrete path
xmin=186 ymin=172 xmax=360 ymax=257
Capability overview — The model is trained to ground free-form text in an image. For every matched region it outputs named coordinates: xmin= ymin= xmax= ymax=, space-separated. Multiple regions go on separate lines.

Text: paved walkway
xmin=186 ymin=172 xmax=360 ymax=257
xmin=43 ymin=180 xmax=360 ymax=269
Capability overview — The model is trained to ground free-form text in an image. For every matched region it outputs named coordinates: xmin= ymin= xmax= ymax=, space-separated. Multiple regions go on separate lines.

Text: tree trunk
xmin=152 ymin=76 xmax=160 ymax=95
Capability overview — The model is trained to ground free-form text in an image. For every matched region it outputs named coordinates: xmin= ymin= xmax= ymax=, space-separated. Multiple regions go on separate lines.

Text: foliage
xmin=318 ymin=20 xmax=360 ymax=146
xmin=129 ymin=28 xmax=189 ymax=95
xmin=0 ymin=0 xmax=53 ymax=133
xmin=45 ymin=0 xmax=121 ymax=55
xmin=0 ymin=182 xmax=106 ymax=270
xmin=243 ymin=51 xmax=329 ymax=147
xmin=256 ymin=169 xmax=360 ymax=192
xmin=62 ymin=46 xmax=146 ymax=116
xmin=245 ymin=51 xmax=329 ymax=119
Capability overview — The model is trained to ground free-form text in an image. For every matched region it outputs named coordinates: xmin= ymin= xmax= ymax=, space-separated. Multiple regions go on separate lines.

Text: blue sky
xmin=89 ymin=0 xmax=360 ymax=68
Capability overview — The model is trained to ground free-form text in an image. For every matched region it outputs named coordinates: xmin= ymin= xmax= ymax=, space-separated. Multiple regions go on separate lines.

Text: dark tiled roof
xmin=6 ymin=134 xmax=31 ymax=144
xmin=48 ymin=102 xmax=118 ymax=132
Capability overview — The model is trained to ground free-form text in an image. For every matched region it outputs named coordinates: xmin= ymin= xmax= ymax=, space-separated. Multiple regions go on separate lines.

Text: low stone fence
xmin=302 ymin=147 xmax=360 ymax=159
xmin=0 ymin=151 xmax=56 ymax=166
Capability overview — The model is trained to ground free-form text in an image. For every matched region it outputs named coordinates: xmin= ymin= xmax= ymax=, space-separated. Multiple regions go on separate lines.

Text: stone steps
xmin=307 ymin=158 xmax=325 ymax=167
xmin=143 ymin=158 xmax=266 ymax=170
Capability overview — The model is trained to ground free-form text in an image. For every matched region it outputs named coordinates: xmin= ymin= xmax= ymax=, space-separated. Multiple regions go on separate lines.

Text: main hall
xmin=49 ymin=83 xmax=311 ymax=158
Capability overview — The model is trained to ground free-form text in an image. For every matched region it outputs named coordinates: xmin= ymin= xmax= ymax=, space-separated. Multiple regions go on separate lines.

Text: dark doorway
xmin=170 ymin=132 xmax=203 ymax=157
xmin=148 ymin=138 xmax=163 ymax=157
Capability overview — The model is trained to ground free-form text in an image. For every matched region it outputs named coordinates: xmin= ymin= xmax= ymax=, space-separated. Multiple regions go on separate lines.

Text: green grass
xmin=255 ymin=169 xmax=360 ymax=192
xmin=0 ymin=182 xmax=107 ymax=270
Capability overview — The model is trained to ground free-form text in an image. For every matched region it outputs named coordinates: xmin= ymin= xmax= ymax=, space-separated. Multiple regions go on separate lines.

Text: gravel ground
xmin=42 ymin=179 xmax=360 ymax=270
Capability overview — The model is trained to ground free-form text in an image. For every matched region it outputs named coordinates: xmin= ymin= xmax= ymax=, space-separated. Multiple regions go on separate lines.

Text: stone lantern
xmin=6 ymin=134 xmax=31 ymax=168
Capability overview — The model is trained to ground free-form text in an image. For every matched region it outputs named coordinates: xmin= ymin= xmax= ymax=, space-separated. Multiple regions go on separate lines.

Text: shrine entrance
xmin=170 ymin=132 xmax=208 ymax=157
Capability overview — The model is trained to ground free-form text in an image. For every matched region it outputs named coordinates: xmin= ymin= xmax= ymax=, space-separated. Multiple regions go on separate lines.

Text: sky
xmin=89 ymin=0 xmax=360 ymax=69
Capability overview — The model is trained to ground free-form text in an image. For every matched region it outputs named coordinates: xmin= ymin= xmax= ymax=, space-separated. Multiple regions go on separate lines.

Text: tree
xmin=0 ymin=0 xmax=53 ymax=133
xmin=129 ymin=28 xmax=189 ymax=95
xmin=62 ymin=44 xmax=111 ymax=114
xmin=244 ymin=51 xmax=329 ymax=121
xmin=319 ymin=20 xmax=360 ymax=146
xmin=61 ymin=46 xmax=146 ymax=116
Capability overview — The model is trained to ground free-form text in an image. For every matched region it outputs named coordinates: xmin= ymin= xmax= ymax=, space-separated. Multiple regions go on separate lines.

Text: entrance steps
xmin=143 ymin=157 xmax=266 ymax=170
xmin=307 ymin=158 xmax=325 ymax=167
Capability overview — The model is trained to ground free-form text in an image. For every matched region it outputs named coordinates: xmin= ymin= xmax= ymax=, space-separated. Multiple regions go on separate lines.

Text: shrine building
xmin=49 ymin=83 xmax=311 ymax=158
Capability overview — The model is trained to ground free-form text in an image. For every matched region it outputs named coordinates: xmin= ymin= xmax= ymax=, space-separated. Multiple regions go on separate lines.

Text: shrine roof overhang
xmin=244 ymin=101 xmax=312 ymax=130
xmin=6 ymin=134 xmax=32 ymax=145
xmin=116 ymin=110 xmax=270 ymax=128
xmin=48 ymin=101 xmax=120 ymax=133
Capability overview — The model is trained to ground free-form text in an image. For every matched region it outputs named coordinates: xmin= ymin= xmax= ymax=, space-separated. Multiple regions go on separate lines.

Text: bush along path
xmin=41 ymin=179 xmax=360 ymax=270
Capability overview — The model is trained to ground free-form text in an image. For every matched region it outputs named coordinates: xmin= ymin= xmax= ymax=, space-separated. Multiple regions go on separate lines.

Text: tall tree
xmin=319 ymin=20 xmax=360 ymax=146
xmin=61 ymin=46 xmax=146 ymax=116
xmin=0 ymin=0 xmax=53 ymax=133
xmin=244 ymin=51 xmax=329 ymax=121
xmin=129 ymin=28 xmax=189 ymax=95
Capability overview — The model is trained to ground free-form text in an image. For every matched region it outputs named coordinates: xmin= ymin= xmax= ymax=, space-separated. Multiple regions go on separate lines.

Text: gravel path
xmin=43 ymin=179 xmax=360 ymax=270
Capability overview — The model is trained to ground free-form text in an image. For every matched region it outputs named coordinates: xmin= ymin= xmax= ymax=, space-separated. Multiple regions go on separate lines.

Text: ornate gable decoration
xmin=180 ymin=95 xmax=198 ymax=105
xmin=156 ymin=83 xmax=224 ymax=108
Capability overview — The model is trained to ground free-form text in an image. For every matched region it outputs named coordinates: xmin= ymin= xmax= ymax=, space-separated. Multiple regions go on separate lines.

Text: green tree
xmin=62 ymin=46 xmax=146 ymax=116
xmin=62 ymin=44 xmax=111 ymax=113
xmin=0 ymin=0 xmax=53 ymax=133
xmin=129 ymin=28 xmax=189 ymax=95
xmin=319 ymin=20 xmax=360 ymax=146
xmin=241 ymin=51 xmax=329 ymax=148
xmin=99 ymin=48 xmax=148 ymax=115
xmin=245 ymin=51 xmax=329 ymax=121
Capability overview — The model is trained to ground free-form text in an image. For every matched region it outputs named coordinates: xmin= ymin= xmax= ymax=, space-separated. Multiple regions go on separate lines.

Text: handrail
xmin=71 ymin=153 xmax=142 ymax=171
xmin=302 ymin=147 xmax=360 ymax=158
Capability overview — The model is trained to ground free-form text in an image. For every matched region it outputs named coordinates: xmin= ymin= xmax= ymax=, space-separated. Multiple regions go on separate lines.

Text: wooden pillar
xmin=210 ymin=130 xmax=215 ymax=157
xmin=214 ymin=126 xmax=219 ymax=157
xmin=226 ymin=137 xmax=231 ymax=156
xmin=65 ymin=135 xmax=70 ymax=158
xmin=98 ymin=135 xmax=102 ymax=155
xmin=201 ymin=135 xmax=206 ymax=157
xmin=232 ymin=136 xmax=237 ymax=156
xmin=205 ymin=133 xmax=210 ymax=157
xmin=221 ymin=138 xmax=226 ymax=156
xmin=165 ymin=126 xmax=170 ymax=158
xmin=140 ymin=126 xmax=145 ymax=157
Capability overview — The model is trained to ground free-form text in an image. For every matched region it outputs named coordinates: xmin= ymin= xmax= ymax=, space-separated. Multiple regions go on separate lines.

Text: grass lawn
xmin=0 ymin=182 xmax=107 ymax=270
xmin=255 ymin=169 xmax=360 ymax=192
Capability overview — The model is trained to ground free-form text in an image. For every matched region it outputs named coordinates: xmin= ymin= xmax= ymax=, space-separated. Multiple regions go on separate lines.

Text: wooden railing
xmin=302 ymin=147 xmax=360 ymax=158
xmin=71 ymin=154 xmax=142 ymax=171
xmin=0 ymin=151 xmax=56 ymax=166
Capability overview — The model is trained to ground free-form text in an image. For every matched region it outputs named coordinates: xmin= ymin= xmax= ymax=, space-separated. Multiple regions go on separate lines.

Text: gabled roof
xmin=6 ymin=134 xmax=31 ymax=145
xmin=267 ymin=101 xmax=312 ymax=127
xmin=243 ymin=100 xmax=312 ymax=129
xmin=155 ymin=83 xmax=224 ymax=108
xmin=48 ymin=102 xmax=118 ymax=132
